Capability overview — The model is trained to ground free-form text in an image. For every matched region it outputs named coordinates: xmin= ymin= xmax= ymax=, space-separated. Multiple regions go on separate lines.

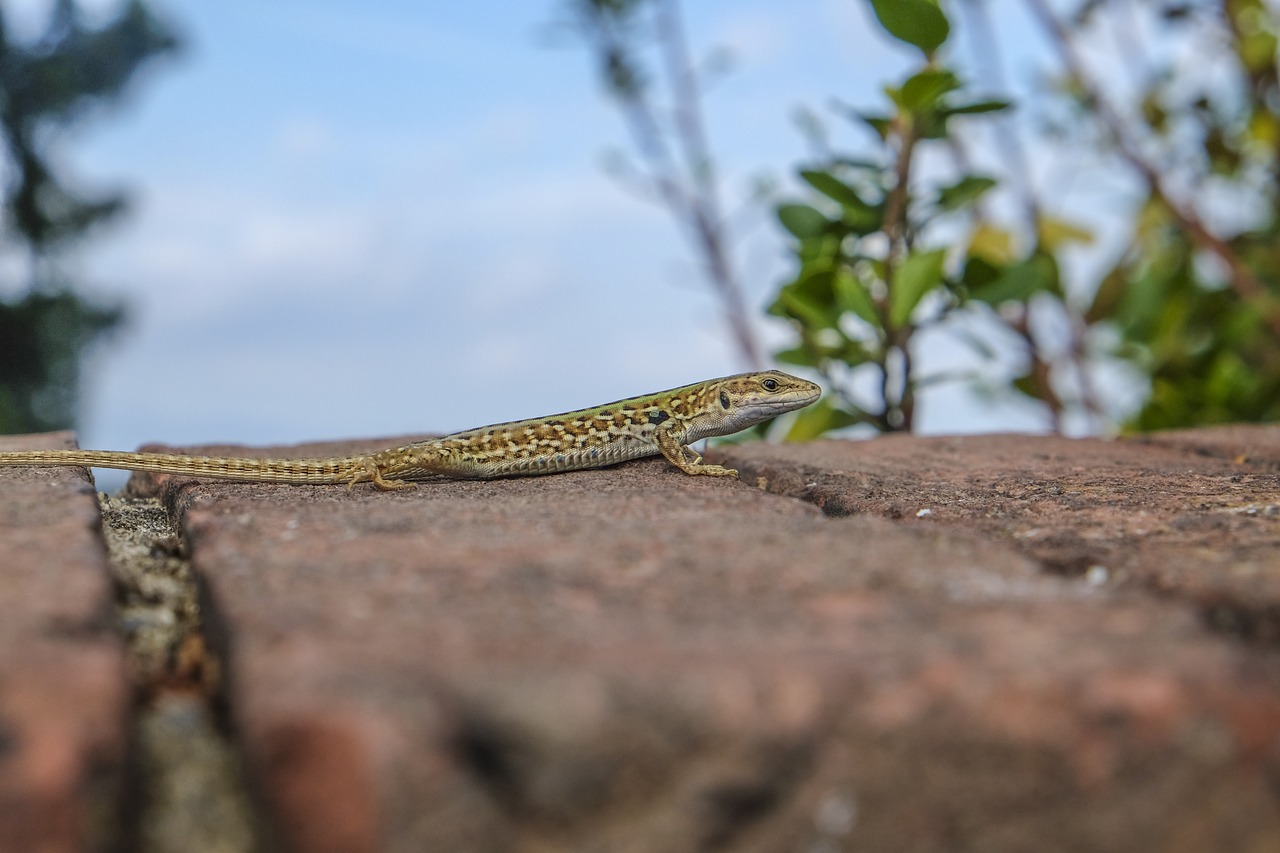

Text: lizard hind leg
xmin=346 ymin=459 xmax=415 ymax=491
xmin=371 ymin=466 xmax=415 ymax=491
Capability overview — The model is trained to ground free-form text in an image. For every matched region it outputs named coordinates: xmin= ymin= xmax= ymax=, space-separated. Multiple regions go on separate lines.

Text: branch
xmin=654 ymin=0 xmax=763 ymax=368
xmin=575 ymin=0 xmax=763 ymax=368
xmin=960 ymin=0 xmax=1041 ymax=225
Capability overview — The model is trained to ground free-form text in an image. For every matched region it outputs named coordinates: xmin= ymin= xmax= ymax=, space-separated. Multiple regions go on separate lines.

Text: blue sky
xmin=5 ymin=0 xmax=1078 ymax=485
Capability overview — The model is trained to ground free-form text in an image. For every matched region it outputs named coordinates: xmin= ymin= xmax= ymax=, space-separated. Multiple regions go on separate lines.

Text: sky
xmin=4 ymin=0 xmax=1081 ymax=488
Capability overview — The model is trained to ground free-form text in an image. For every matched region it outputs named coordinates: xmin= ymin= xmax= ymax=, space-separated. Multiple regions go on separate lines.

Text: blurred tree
xmin=561 ymin=0 xmax=763 ymax=369
xmin=0 ymin=0 xmax=178 ymax=434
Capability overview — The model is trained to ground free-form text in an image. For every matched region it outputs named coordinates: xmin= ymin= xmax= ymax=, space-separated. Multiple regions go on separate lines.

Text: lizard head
xmin=693 ymin=370 xmax=822 ymax=438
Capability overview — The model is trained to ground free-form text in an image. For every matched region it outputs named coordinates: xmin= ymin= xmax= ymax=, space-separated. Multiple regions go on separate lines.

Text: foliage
xmin=1070 ymin=0 xmax=1280 ymax=429
xmin=0 ymin=0 xmax=178 ymax=433
xmin=771 ymin=1 xmax=1081 ymax=437
xmin=0 ymin=290 xmax=122 ymax=433
xmin=773 ymin=0 xmax=1280 ymax=436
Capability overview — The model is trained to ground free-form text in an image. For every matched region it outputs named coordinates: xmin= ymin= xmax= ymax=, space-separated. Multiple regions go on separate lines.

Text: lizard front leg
xmin=654 ymin=428 xmax=739 ymax=478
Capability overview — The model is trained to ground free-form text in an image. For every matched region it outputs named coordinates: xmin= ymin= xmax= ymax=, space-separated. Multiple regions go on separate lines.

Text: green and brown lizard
xmin=0 ymin=371 xmax=820 ymax=490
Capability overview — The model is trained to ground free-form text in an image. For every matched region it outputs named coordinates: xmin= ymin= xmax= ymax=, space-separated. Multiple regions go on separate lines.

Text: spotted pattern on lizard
xmin=0 ymin=371 xmax=821 ymax=490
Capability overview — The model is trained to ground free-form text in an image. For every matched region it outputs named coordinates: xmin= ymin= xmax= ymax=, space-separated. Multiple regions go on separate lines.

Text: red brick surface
xmin=721 ymin=430 xmax=1280 ymax=637
xmin=0 ymin=433 xmax=129 ymax=853
xmin=122 ymin=430 xmax=1280 ymax=852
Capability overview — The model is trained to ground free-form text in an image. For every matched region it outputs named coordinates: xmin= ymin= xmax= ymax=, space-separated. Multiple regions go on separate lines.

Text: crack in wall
xmin=97 ymin=494 xmax=259 ymax=853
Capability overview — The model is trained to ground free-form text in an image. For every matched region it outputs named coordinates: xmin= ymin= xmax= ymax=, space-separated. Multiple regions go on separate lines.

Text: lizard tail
xmin=0 ymin=449 xmax=371 ymax=485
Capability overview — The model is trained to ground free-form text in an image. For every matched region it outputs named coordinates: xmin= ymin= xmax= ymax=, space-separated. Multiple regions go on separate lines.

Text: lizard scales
xmin=0 ymin=371 xmax=820 ymax=490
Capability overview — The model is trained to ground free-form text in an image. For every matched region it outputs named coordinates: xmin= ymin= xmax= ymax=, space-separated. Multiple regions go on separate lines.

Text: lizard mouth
xmin=741 ymin=388 xmax=821 ymax=418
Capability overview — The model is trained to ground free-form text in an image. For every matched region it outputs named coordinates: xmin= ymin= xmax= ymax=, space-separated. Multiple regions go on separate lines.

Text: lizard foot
xmin=344 ymin=460 xmax=415 ymax=491
xmin=371 ymin=468 xmax=415 ymax=491
xmin=687 ymin=463 xmax=740 ymax=478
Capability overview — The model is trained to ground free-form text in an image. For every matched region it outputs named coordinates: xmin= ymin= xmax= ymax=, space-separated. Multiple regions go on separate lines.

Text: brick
xmin=0 ymin=432 xmax=129 ymax=853
xmin=129 ymin=430 xmax=1280 ymax=852
xmin=719 ymin=430 xmax=1280 ymax=638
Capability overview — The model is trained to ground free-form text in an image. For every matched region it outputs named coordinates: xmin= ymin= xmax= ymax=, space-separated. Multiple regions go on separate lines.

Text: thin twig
xmin=878 ymin=113 xmax=919 ymax=431
xmin=960 ymin=0 xmax=1041 ymax=226
xmin=653 ymin=0 xmax=763 ymax=368
xmin=576 ymin=0 xmax=763 ymax=368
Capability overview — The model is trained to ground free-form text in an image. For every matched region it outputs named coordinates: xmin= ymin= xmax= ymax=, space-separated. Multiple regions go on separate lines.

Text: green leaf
xmin=1238 ymin=25 xmax=1278 ymax=74
xmin=784 ymin=398 xmax=864 ymax=441
xmin=1011 ymin=373 xmax=1041 ymax=399
xmin=795 ymin=233 xmax=842 ymax=269
xmin=791 ymin=268 xmax=840 ymax=313
xmin=835 ymin=268 xmax=880 ymax=325
xmin=937 ymin=175 xmax=997 ymax=211
xmin=777 ymin=203 xmax=829 ymax=239
xmin=868 ymin=0 xmax=950 ymax=54
xmin=841 ymin=203 xmax=883 ymax=235
xmin=1085 ymin=266 xmax=1128 ymax=324
xmin=830 ymin=156 xmax=887 ymax=172
xmin=942 ymin=99 xmax=1011 ymax=116
xmin=1207 ymin=350 xmax=1249 ymax=401
xmin=857 ymin=112 xmax=893 ymax=140
xmin=800 ymin=169 xmax=881 ymax=232
xmin=916 ymin=114 xmax=951 ymax=140
xmin=890 ymin=248 xmax=947 ymax=327
xmin=800 ymin=169 xmax=864 ymax=207
xmin=960 ymin=255 xmax=1002 ymax=292
xmin=970 ymin=252 xmax=1059 ymax=305
xmin=775 ymin=290 xmax=834 ymax=331
xmin=895 ymin=69 xmax=960 ymax=112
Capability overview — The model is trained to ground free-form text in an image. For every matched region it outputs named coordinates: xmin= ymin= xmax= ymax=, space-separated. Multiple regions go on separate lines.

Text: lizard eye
xmin=719 ymin=391 xmax=731 ymax=409
xmin=761 ymin=378 xmax=779 ymax=391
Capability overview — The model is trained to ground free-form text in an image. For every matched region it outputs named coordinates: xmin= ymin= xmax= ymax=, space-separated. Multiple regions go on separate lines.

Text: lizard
xmin=0 ymin=370 xmax=821 ymax=491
